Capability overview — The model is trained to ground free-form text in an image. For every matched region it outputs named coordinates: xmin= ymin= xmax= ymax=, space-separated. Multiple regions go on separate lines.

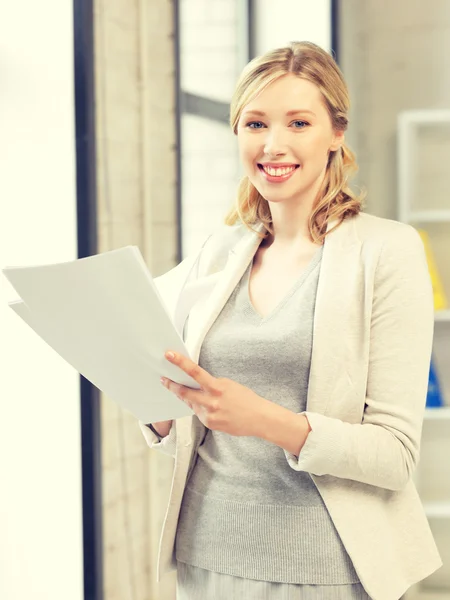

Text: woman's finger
xmin=165 ymin=351 xmax=220 ymax=395
xmin=161 ymin=377 xmax=214 ymax=409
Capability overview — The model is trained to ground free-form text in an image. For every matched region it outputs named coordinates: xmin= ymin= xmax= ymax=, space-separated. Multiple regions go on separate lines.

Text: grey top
xmin=175 ymin=245 xmax=360 ymax=585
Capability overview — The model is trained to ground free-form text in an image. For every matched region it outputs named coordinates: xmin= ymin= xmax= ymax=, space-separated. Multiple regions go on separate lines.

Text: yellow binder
xmin=417 ymin=229 xmax=448 ymax=311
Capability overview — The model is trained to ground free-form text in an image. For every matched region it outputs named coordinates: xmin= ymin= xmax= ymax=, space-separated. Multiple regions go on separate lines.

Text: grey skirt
xmin=176 ymin=561 xmax=372 ymax=600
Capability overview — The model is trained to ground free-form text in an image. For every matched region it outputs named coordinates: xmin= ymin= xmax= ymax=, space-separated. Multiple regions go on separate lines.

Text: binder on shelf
xmin=417 ymin=229 xmax=448 ymax=311
xmin=426 ymin=357 xmax=444 ymax=408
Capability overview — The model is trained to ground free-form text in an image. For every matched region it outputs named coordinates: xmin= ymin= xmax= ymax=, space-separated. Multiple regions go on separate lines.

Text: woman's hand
xmin=161 ymin=351 xmax=312 ymax=454
xmin=160 ymin=350 xmax=272 ymax=438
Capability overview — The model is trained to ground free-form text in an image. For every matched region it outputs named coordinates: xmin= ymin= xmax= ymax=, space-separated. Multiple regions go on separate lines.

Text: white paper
xmin=2 ymin=246 xmax=198 ymax=423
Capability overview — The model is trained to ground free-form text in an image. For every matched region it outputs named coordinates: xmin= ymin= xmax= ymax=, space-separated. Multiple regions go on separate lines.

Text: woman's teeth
xmin=261 ymin=165 xmax=297 ymax=177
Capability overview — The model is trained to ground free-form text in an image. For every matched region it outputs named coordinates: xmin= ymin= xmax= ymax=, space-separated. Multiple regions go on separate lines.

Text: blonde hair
xmin=225 ymin=41 xmax=365 ymax=244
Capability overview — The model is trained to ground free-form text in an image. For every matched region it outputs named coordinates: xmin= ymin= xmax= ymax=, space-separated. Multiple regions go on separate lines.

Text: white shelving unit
xmin=398 ymin=109 xmax=450 ymax=224
xmin=398 ymin=110 xmax=450 ymax=599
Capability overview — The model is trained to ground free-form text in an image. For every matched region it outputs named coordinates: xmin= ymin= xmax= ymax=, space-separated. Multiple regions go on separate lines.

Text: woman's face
xmin=236 ymin=73 xmax=344 ymax=207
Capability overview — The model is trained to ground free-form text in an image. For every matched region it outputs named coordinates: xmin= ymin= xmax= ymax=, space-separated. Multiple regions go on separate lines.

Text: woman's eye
xmin=246 ymin=121 xmax=265 ymax=129
xmin=292 ymin=120 xmax=309 ymax=129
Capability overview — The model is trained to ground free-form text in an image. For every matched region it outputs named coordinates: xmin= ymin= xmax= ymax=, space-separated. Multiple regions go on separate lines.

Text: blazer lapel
xmin=185 ymin=225 xmax=264 ymax=363
xmin=173 ymin=272 xmax=221 ymax=336
xmin=306 ymin=216 xmax=362 ymax=418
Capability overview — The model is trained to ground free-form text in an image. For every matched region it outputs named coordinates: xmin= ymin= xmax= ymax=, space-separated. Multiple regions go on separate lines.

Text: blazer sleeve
xmin=285 ymin=225 xmax=434 ymax=491
xmin=138 ymin=420 xmax=177 ymax=459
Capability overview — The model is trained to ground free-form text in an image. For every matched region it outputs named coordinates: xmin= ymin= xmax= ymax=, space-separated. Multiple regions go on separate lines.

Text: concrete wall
xmin=339 ymin=0 xmax=450 ymax=220
xmin=94 ymin=1 xmax=177 ymax=598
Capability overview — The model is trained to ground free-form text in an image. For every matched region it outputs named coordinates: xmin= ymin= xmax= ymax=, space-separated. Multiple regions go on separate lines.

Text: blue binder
xmin=426 ymin=358 xmax=444 ymax=408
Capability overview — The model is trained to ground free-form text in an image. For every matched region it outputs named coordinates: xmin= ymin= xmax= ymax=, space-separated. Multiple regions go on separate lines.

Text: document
xmin=2 ymin=247 xmax=198 ymax=423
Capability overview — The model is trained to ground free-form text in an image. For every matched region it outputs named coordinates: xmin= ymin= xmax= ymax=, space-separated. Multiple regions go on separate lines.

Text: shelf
xmin=435 ymin=310 xmax=450 ymax=322
xmin=407 ymin=592 xmax=450 ymax=600
xmin=407 ymin=210 xmax=450 ymax=223
xmin=424 ymin=501 xmax=450 ymax=518
xmin=424 ymin=408 xmax=450 ymax=420
xmin=399 ymin=109 xmax=450 ymax=125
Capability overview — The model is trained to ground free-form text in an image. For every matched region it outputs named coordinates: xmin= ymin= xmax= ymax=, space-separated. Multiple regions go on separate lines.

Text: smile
xmin=258 ymin=163 xmax=300 ymax=182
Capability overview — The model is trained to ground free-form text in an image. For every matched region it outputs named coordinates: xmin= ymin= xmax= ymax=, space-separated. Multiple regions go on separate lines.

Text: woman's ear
xmin=330 ymin=130 xmax=345 ymax=152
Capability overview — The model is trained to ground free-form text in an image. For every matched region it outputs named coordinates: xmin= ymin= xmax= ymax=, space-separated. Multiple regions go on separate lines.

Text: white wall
xmin=0 ymin=2 xmax=84 ymax=600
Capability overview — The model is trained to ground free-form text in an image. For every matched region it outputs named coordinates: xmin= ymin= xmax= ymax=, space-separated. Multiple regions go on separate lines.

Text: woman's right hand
xmin=151 ymin=419 xmax=173 ymax=438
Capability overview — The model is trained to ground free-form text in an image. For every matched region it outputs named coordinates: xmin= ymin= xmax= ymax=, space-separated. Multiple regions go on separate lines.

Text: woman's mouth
xmin=257 ymin=163 xmax=300 ymax=183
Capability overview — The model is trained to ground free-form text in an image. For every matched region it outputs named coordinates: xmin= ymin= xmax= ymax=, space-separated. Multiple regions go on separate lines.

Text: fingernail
xmin=160 ymin=377 xmax=166 ymax=386
xmin=166 ymin=351 xmax=175 ymax=360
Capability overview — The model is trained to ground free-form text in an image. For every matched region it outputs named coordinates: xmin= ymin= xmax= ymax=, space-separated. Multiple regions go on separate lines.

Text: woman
xmin=140 ymin=42 xmax=441 ymax=600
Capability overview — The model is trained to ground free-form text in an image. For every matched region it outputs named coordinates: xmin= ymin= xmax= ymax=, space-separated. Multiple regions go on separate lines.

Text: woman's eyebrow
xmin=286 ymin=109 xmax=316 ymax=117
xmin=242 ymin=109 xmax=316 ymax=117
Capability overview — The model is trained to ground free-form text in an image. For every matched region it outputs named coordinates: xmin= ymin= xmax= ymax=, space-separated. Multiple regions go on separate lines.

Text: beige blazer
xmin=140 ymin=212 xmax=442 ymax=600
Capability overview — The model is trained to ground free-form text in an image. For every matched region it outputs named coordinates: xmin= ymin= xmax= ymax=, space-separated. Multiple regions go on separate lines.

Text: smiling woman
xmin=141 ymin=40 xmax=441 ymax=600
xmin=227 ymin=41 xmax=364 ymax=244
xmin=238 ymin=75 xmax=343 ymax=202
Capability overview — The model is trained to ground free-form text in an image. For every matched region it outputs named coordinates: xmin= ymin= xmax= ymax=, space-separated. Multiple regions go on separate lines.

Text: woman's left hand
xmin=161 ymin=350 xmax=271 ymax=437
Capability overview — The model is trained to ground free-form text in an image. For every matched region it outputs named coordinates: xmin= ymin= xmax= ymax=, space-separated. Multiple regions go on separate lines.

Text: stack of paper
xmin=2 ymin=247 xmax=197 ymax=423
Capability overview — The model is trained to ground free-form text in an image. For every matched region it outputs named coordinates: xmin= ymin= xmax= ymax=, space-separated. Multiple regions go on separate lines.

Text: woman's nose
xmin=263 ymin=129 xmax=287 ymax=157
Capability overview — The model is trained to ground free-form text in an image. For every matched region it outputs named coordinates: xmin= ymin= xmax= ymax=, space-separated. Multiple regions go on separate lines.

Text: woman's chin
xmin=250 ymin=178 xmax=308 ymax=205
xmin=262 ymin=191 xmax=300 ymax=205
